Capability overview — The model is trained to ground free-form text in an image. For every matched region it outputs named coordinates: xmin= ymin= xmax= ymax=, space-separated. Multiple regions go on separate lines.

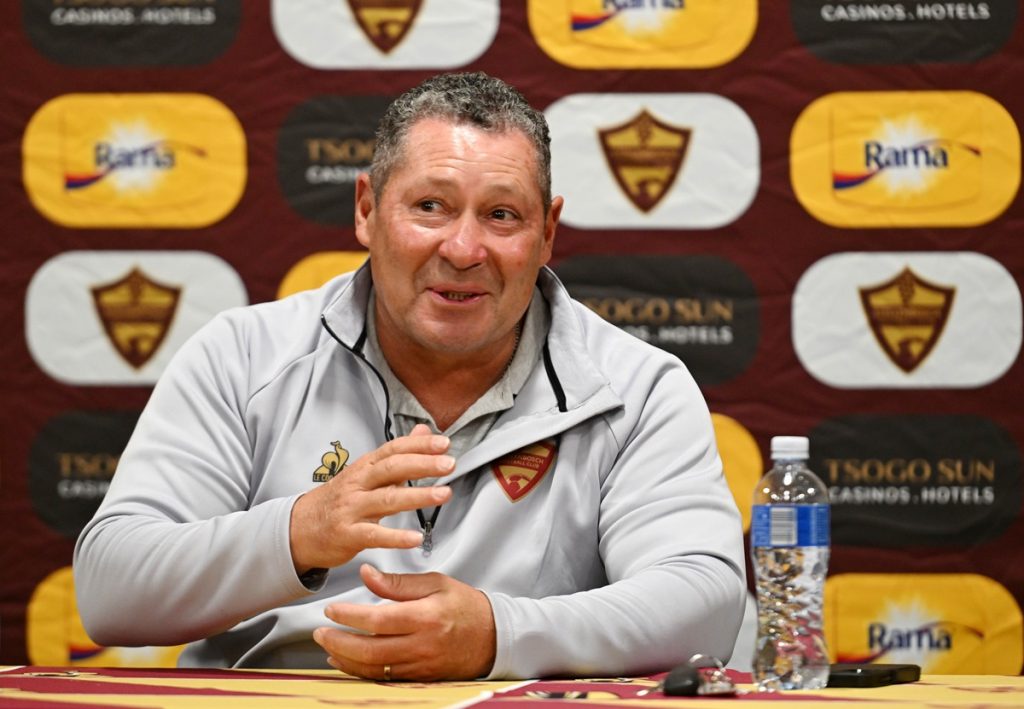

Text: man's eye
xmin=418 ymin=200 xmax=439 ymax=212
xmin=491 ymin=208 xmax=516 ymax=221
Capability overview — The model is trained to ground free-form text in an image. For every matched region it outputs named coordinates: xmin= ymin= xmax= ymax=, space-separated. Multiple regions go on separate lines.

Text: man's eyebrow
xmin=407 ymin=175 xmax=532 ymax=198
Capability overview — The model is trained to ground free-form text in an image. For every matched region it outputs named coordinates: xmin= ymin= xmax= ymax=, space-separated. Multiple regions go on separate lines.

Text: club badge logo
xmin=91 ymin=267 xmax=181 ymax=369
xmin=313 ymin=440 xmax=350 ymax=482
xmin=598 ymin=109 xmax=691 ymax=213
xmin=347 ymin=0 xmax=422 ymax=53
xmin=491 ymin=439 xmax=557 ymax=502
xmin=859 ymin=267 xmax=955 ymax=373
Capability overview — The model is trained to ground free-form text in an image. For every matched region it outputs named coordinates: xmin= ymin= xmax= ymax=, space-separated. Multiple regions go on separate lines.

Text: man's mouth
xmin=434 ymin=289 xmax=482 ymax=302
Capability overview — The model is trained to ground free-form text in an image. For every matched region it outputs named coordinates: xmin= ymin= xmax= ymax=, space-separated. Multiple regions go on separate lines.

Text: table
xmin=1 ymin=666 xmax=1022 ymax=708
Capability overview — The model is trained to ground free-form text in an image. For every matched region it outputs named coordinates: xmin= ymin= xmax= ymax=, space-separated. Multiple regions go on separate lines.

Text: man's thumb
xmin=360 ymin=563 xmax=439 ymax=601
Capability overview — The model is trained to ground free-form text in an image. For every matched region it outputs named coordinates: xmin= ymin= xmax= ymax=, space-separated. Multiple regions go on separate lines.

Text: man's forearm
xmin=74 ymin=495 xmax=311 ymax=647
xmin=484 ymin=556 xmax=745 ymax=679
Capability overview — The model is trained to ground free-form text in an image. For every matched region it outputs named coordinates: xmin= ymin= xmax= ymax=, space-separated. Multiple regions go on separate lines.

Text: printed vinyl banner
xmin=0 ymin=3 xmax=1021 ymax=672
xmin=825 ymin=573 xmax=1023 ymax=674
xmin=26 ymin=251 xmax=248 ymax=385
xmin=793 ymin=252 xmax=1022 ymax=387
xmin=548 ymin=93 xmax=759 ymax=228
xmin=23 ymin=93 xmax=247 ymax=228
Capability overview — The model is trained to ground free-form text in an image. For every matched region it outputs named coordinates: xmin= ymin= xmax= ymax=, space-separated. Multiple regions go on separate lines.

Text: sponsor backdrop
xmin=0 ymin=0 xmax=1022 ymax=674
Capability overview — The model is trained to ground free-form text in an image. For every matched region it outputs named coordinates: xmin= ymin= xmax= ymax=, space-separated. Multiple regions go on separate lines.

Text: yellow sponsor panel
xmin=825 ymin=573 xmax=1023 ymax=674
xmin=23 ymin=93 xmax=246 ymax=228
xmin=791 ymin=91 xmax=1020 ymax=227
xmin=710 ymin=413 xmax=761 ymax=532
xmin=527 ymin=0 xmax=756 ymax=69
xmin=28 ymin=566 xmax=184 ymax=666
xmin=277 ymin=251 xmax=369 ymax=299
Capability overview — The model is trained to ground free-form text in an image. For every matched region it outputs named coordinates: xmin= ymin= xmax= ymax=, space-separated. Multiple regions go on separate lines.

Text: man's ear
xmin=354 ymin=172 xmax=375 ymax=248
xmin=539 ymin=195 xmax=563 ymax=265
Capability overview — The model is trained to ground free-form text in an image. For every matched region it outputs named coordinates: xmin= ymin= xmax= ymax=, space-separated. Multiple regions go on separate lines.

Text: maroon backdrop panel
xmin=1 ymin=1 xmax=1021 ymax=671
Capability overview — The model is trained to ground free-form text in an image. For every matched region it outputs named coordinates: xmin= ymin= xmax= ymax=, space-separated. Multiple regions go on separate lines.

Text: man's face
xmin=355 ymin=118 xmax=562 ymax=360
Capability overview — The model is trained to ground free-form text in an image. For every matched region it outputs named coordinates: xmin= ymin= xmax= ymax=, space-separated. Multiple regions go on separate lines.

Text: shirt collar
xmin=362 ymin=289 xmax=550 ymax=435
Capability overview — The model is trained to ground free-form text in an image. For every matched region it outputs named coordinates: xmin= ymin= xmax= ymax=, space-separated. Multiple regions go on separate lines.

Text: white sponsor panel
xmin=26 ymin=251 xmax=247 ymax=385
xmin=546 ymin=93 xmax=759 ymax=228
xmin=793 ymin=252 xmax=1021 ymax=388
xmin=271 ymin=0 xmax=498 ymax=69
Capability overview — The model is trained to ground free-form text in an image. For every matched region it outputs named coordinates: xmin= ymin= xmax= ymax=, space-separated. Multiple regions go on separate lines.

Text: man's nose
xmin=437 ymin=214 xmax=487 ymax=269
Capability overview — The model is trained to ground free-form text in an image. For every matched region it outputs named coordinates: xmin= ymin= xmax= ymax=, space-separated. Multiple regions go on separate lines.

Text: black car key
xmin=647 ymin=654 xmax=738 ymax=697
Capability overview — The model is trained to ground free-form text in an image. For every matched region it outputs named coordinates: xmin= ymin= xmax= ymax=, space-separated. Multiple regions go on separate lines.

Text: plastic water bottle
xmin=751 ymin=436 xmax=830 ymax=690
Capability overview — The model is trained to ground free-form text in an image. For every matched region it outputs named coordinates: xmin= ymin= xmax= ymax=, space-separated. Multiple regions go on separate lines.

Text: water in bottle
xmin=751 ymin=435 xmax=830 ymax=691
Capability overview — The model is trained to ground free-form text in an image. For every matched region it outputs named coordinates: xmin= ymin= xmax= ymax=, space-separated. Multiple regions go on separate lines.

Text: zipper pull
xmin=421 ymin=521 xmax=433 ymax=557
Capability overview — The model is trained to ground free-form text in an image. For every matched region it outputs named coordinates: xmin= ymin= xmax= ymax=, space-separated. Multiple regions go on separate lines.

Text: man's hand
xmin=314 ymin=563 xmax=497 ymax=680
xmin=289 ymin=424 xmax=454 ymax=573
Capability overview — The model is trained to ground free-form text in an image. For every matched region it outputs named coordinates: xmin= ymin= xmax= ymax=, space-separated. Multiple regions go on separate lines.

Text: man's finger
xmin=360 ymin=434 xmax=450 ymax=469
xmin=366 ymin=452 xmax=456 ymax=486
xmin=360 ymin=563 xmax=444 ymax=603
xmin=324 ymin=597 xmax=427 ymax=636
xmin=361 ymin=482 xmax=451 ymax=518
xmin=408 ymin=423 xmax=433 ymax=437
xmin=314 ymin=626 xmax=423 ymax=668
xmin=350 ymin=523 xmax=423 ymax=551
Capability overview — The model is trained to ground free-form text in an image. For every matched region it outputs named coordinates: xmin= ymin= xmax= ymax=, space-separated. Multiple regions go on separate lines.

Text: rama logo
xmin=65 ymin=121 xmax=206 ymax=192
xmin=839 ymin=601 xmax=983 ymax=669
xmin=571 ymin=0 xmax=686 ymax=32
xmin=833 ymin=117 xmax=980 ymax=194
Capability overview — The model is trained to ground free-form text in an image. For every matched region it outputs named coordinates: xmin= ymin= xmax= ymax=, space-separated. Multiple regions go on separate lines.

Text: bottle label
xmin=751 ymin=504 xmax=829 ymax=547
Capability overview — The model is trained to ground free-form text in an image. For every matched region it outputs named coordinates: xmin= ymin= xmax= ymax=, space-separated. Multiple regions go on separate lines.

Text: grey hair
xmin=370 ymin=72 xmax=552 ymax=211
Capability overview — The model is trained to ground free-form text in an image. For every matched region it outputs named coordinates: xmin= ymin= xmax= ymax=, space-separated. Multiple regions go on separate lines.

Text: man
xmin=74 ymin=73 xmax=745 ymax=680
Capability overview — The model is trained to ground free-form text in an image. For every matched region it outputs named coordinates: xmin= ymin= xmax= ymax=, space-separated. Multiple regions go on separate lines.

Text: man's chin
xmin=415 ymin=328 xmax=497 ymax=356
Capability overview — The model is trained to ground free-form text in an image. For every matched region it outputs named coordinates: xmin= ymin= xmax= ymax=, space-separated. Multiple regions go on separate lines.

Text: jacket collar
xmin=320 ymin=262 xmax=623 ymax=471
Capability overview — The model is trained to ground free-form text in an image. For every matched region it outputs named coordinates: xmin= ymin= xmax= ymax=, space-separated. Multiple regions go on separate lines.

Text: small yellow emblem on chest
xmin=313 ymin=441 xmax=349 ymax=482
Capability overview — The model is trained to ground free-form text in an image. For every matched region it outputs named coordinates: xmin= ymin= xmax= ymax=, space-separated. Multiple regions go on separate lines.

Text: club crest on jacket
xmin=491 ymin=439 xmax=558 ymax=502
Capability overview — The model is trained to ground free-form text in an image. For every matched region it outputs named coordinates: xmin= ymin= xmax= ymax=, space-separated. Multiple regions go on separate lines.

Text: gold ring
xmin=383 ymin=664 xmax=391 ymax=681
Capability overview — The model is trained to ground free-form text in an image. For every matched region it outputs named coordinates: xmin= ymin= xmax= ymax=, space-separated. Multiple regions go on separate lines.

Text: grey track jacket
xmin=73 ymin=264 xmax=746 ymax=678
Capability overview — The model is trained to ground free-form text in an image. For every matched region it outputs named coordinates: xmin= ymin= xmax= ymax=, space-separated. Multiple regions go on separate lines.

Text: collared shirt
xmin=363 ymin=289 xmax=551 ymax=470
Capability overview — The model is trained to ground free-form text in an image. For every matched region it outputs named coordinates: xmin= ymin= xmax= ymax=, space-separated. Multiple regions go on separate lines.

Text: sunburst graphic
xmin=616 ymin=5 xmax=679 ymax=32
xmin=833 ymin=116 xmax=980 ymax=195
xmin=102 ymin=121 xmax=170 ymax=192
xmin=843 ymin=599 xmax=984 ymax=672
xmin=874 ymin=118 xmax=937 ymax=195
xmin=65 ymin=120 xmax=205 ymax=193
xmin=874 ymin=599 xmax=943 ymax=667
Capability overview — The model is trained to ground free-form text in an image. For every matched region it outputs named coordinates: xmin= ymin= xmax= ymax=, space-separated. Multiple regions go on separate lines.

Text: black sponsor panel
xmin=792 ymin=1 xmax=1017 ymax=64
xmin=22 ymin=0 xmax=240 ymax=66
xmin=277 ymin=96 xmax=392 ymax=226
xmin=555 ymin=254 xmax=759 ymax=387
xmin=29 ymin=411 xmax=140 ymax=538
xmin=812 ymin=415 xmax=1021 ymax=546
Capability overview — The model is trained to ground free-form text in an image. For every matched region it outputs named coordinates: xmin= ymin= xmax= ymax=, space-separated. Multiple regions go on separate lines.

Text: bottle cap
xmin=770 ymin=436 xmax=809 ymax=459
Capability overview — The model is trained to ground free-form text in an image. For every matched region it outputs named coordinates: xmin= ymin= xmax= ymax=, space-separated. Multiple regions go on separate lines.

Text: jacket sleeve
xmin=73 ymin=313 xmax=316 ymax=647
xmin=484 ymin=362 xmax=747 ymax=678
